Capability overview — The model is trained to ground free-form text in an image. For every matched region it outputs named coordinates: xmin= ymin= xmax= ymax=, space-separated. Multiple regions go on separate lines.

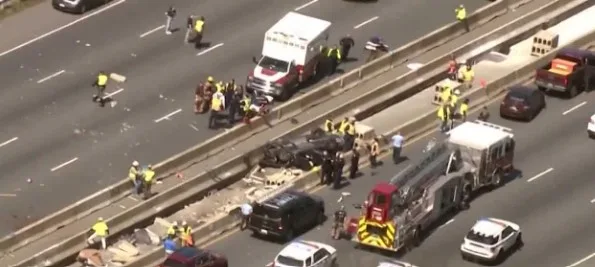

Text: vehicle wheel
xmin=316 ymin=209 xmax=325 ymax=225
xmin=79 ymin=4 xmax=87 ymax=14
xmin=491 ymin=171 xmax=503 ymax=188
xmin=516 ymin=232 xmax=524 ymax=247
xmin=331 ymin=258 xmax=338 ymax=267
xmin=411 ymin=226 xmax=422 ymax=247
xmin=279 ymin=89 xmax=291 ymax=101
xmin=569 ymin=86 xmax=578 ymax=98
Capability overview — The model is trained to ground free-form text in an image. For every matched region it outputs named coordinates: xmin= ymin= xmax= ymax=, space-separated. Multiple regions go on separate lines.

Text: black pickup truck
xmin=534 ymin=48 xmax=595 ymax=98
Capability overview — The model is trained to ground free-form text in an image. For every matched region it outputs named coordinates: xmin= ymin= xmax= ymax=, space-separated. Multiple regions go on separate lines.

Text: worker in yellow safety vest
xmin=93 ymin=71 xmax=109 ymax=106
xmin=437 ymin=104 xmax=450 ymax=132
xmin=209 ymin=90 xmax=225 ymax=129
xmin=337 ymin=117 xmax=349 ymax=134
xmin=343 ymin=117 xmax=356 ymax=150
xmin=461 ymin=65 xmax=475 ymax=88
xmin=459 ymin=98 xmax=469 ymax=122
xmin=129 ymin=161 xmax=142 ymax=195
xmin=87 ymin=217 xmax=109 ymax=250
xmin=455 ymin=5 xmax=469 ymax=32
xmin=142 ymin=165 xmax=155 ymax=200
xmin=167 ymin=221 xmax=180 ymax=239
xmin=450 ymin=89 xmax=460 ymax=106
xmin=369 ymin=137 xmax=380 ymax=168
xmin=440 ymin=85 xmax=452 ymax=104
xmin=327 ymin=45 xmax=342 ymax=74
xmin=193 ymin=16 xmax=205 ymax=46
xmin=180 ymin=221 xmax=194 ymax=247
xmin=324 ymin=119 xmax=334 ymax=132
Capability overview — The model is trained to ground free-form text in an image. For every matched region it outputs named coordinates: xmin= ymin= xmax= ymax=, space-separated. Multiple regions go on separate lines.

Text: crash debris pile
xmin=89 ymin=178 xmax=290 ymax=265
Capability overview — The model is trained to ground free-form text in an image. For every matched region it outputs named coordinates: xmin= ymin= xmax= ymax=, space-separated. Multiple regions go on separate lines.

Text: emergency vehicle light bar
xmin=472 ymin=120 xmax=512 ymax=133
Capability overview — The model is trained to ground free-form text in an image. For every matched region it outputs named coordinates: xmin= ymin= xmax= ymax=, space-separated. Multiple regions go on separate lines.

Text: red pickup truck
xmin=534 ymin=48 xmax=595 ymax=98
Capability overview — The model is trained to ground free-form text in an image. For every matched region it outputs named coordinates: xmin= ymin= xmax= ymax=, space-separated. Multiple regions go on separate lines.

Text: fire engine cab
xmin=247 ymin=12 xmax=331 ymax=100
xmin=345 ymin=120 xmax=516 ymax=254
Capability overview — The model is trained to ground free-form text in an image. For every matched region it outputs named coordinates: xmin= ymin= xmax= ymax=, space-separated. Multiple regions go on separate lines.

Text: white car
xmin=460 ymin=217 xmax=522 ymax=263
xmin=272 ymin=240 xmax=337 ymax=267
xmin=588 ymin=114 xmax=595 ymax=138
xmin=377 ymin=259 xmax=419 ymax=267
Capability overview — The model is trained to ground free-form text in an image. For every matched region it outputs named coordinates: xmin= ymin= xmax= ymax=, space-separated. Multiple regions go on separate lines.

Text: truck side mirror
xmin=252 ymin=56 xmax=258 ymax=64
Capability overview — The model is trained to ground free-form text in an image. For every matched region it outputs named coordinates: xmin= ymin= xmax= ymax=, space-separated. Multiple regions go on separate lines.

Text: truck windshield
xmin=276 ymin=255 xmax=304 ymax=267
xmin=259 ymin=56 xmax=289 ymax=72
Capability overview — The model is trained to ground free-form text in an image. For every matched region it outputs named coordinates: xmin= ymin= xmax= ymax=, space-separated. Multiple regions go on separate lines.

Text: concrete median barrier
xmin=0 ymin=0 xmax=529 ymax=259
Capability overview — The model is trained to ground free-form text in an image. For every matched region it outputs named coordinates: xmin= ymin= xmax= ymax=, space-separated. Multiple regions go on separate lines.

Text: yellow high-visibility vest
xmin=460 ymin=103 xmax=469 ymax=115
xmin=462 ymin=69 xmax=474 ymax=81
xmin=241 ymin=96 xmax=251 ymax=112
xmin=456 ymin=7 xmax=466 ymax=20
xmin=97 ymin=74 xmax=108 ymax=86
xmin=327 ymin=49 xmax=341 ymax=60
xmin=128 ymin=167 xmax=138 ymax=181
xmin=92 ymin=222 xmax=108 ymax=236
xmin=437 ymin=106 xmax=446 ymax=120
xmin=345 ymin=123 xmax=355 ymax=135
xmin=167 ymin=226 xmax=178 ymax=236
xmin=324 ymin=120 xmax=334 ymax=132
xmin=450 ymin=95 xmax=459 ymax=106
xmin=440 ymin=87 xmax=452 ymax=103
xmin=143 ymin=169 xmax=155 ymax=183
xmin=338 ymin=120 xmax=348 ymax=133
xmin=211 ymin=97 xmax=223 ymax=111
xmin=194 ymin=20 xmax=204 ymax=33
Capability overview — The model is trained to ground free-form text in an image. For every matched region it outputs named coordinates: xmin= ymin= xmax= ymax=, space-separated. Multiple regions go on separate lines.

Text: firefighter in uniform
xmin=343 ymin=117 xmax=356 ymax=150
xmin=369 ymin=137 xmax=380 ymax=168
xmin=349 ymin=145 xmax=360 ymax=179
xmin=324 ymin=118 xmax=334 ymax=133
xmin=166 ymin=221 xmax=180 ymax=239
xmin=459 ymin=98 xmax=469 ymax=122
xmin=320 ymin=151 xmax=333 ymax=185
xmin=332 ymin=205 xmax=347 ymax=239
xmin=327 ymin=45 xmax=342 ymax=75
xmin=142 ymin=165 xmax=155 ymax=200
xmin=180 ymin=221 xmax=194 ymax=247
xmin=193 ymin=16 xmax=205 ymax=47
xmin=92 ymin=71 xmax=109 ymax=107
xmin=339 ymin=34 xmax=355 ymax=60
xmin=455 ymin=5 xmax=469 ymax=32
xmin=209 ymin=89 xmax=225 ymax=129
xmin=228 ymin=89 xmax=242 ymax=126
xmin=333 ymin=152 xmax=345 ymax=189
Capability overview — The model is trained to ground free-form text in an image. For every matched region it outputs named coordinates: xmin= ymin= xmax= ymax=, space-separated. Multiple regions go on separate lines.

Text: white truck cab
xmin=247 ymin=12 xmax=331 ymax=100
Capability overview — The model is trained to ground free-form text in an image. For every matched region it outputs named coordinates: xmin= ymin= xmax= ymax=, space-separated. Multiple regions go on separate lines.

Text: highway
xmin=0 ymin=0 xmax=488 ymax=235
xmin=205 ymin=86 xmax=595 ymax=267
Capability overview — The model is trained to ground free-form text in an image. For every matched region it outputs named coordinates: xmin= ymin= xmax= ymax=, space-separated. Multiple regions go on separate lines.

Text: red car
xmin=159 ymin=247 xmax=228 ymax=267
xmin=499 ymin=85 xmax=546 ymax=121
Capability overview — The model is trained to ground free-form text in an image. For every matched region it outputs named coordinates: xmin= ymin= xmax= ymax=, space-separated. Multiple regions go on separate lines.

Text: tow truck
xmin=344 ymin=120 xmax=515 ymax=253
xmin=247 ymin=12 xmax=331 ymax=100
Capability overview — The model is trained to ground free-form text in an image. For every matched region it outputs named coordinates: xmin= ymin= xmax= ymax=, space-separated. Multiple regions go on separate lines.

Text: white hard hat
xmin=454 ymin=89 xmax=461 ymax=95
xmin=172 ymin=221 xmax=178 ymax=226
xmin=98 ymin=217 xmax=104 ymax=221
xmin=132 ymin=161 xmax=139 ymax=167
xmin=182 ymin=221 xmax=187 ymax=225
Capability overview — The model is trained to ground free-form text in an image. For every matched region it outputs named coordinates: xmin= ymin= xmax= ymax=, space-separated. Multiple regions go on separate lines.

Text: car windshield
xmin=277 ymin=255 xmax=304 ymax=267
xmin=259 ymin=56 xmax=289 ymax=72
xmin=506 ymin=91 xmax=528 ymax=103
xmin=466 ymin=230 xmax=499 ymax=245
xmin=162 ymin=259 xmax=188 ymax=267
xmin=253 ymin=204 xmax=282 ymax=219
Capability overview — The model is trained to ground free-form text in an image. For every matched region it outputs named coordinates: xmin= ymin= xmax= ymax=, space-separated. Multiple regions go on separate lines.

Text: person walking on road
xmin=333 ymin=153 xmax=345 ymax=189
xmin=92 ymin=71 xmax=109 ymax=107
xmin=180 ymin=221 xmax=194 ymax=247
xmin=349 ymin=145 xmax=360 ymax=179
xmin=339 ymin=34 xmax=355 ymax=60
xmin=129 ymin=161 xmax=142 ymax=195
xmin=142 ymin=165 xmax=155 ymax=200
xmin=193 ymin=16 xmax=205 ymax=48
xmin=87 ymin=217 xmax=109 ymax=250
xmin=391 ymin=132 xmax=404 ymax=164
xmin=165 ymin=5 xmax=177 ymax=35
xmin=459 ymin=98 xmax=469 ymax=122
xmin=185 ymin=15 xmax=194 ymax=43
xmin=209 ymin=89 xmax=225 ymax=129
xmin=320 ymin=151 xmax=333 ymax=185
xmin=327 ymin=45 xmax=342 ymax=75
xmin=455 ymin=5 xmax=469 ymax=32
xmin=240 ymin=201 xmax=253 ymax=230
xmin=369 ymin=137 xmax=380 ymax=168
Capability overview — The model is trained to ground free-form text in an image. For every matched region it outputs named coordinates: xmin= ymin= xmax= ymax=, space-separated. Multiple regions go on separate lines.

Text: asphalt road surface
xmin=206 ymin=86 xmax=595 ymax=267
xmin=0 ymin=0 xmax=487 ymax=235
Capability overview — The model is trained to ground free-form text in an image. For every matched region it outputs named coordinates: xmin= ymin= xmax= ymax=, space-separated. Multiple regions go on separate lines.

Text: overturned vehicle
xmin=259 ymin=129 xmax=345 ymax=170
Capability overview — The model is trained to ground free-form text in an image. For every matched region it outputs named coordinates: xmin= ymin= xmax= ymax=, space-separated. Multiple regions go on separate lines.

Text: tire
xmin=411 ymin=226 xmax=422 ymax=247
xmin=79 ymin=4 xmax=87 ymax=14
xmin=569 ymin=85 xmax=578 ymax=98
xmin=492 ymin=171 xmax=503 ymax=188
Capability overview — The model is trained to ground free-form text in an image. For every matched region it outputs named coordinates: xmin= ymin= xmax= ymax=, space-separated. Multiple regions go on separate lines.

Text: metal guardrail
xmin=0 ymin=0 xmax=515 ymax=256
xmin=11 ymin=0 xmax=592 ymax=265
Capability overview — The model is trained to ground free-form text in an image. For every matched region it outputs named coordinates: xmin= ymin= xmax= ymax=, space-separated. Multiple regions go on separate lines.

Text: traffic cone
xmin=480 ymin=78 xmax=487 ymax=89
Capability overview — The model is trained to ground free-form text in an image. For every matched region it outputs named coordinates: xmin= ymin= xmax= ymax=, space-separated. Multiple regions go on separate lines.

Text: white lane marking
xmin=197 ymin=43 xmax=224 ymax=56
xmin=189 ymin=124 xmax=200 ymax=132
xmin=119 ymin=205 xmax=127 ymax=209
xmin=37 ymin=70 xmax=65 ymax=83
xmin=0 ymin=0 xmax=127 ymax=58
xmin=590 ymin=198 xmax=595 ymax=203
xmin=139 ymin=25 xmax=165 ymax=38
xmin=566 ymin=251 xmax=595 ymax=267
xmin=354 ymin=16 xmax=379 ymax=29
xmin=0 ymin=193 xmax=17 ymax=197
xmin=50 ymin=157 xmax=79 ymax=172
xmin=0 ymin=137 xmax=18 ymax=148
xmin=562 ymin=101 xmax=587 ymax=115
xmin=128 ymin=196 xmax=139 ymax=201
xmin=155 ymin=108 xmax=183 ymax=123
xmin=266 ymin=262 xmax=273 ymax=267
xmin=294 ymin=0 xmax=318 ymax=11
xmin=104 ymin=88 xmax=124 ymax=98
xmin=438 ymin=219 xmax=455 ymax=229
xmin=526 ymin=167 xmax=554 ymax=182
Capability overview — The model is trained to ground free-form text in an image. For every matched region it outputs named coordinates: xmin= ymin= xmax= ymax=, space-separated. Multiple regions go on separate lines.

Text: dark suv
xmin=248 ymin=190 xmax=325 ymax=241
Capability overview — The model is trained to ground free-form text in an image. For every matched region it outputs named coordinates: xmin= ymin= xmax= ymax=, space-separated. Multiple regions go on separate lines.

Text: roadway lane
xmin=205 ymin=86 xmax=595 ymax=267
xmin=0 ymin=0 xmax=487 ymax=235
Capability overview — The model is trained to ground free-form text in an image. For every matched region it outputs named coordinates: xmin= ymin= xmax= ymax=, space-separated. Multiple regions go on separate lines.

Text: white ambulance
xmin=247 ymin=12 xmax=331 ymax=100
